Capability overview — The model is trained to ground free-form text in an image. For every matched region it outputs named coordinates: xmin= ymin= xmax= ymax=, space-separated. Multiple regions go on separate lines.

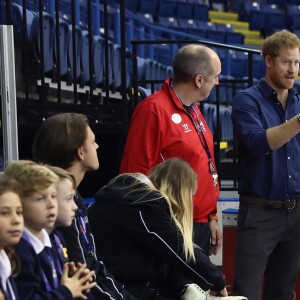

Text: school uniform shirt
xmin=15 ymin=227 xmax=72 ymax=299
xmin=120 ymin=78 xmax=219 ymax=222
xmin=87 ymin=175 xmax=226 ymax=299
xmin=0 ymin=249 xmax=19 ymax=300
xmin=57 ymin=191 xmax=139 ymax=300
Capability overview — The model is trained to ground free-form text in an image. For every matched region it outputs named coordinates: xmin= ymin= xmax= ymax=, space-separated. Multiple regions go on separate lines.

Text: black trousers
xmin=193 ymin=222 xmax=211 ymax=256
xmin=234 ymin=203 xmax=300 ymax=300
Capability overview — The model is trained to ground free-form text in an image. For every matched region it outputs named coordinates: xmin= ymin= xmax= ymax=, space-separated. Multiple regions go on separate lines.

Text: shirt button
xmin=288 ymin=157 xmax=291 ymax=159
xmin=289 ymin=175 xmax=292 ymax=178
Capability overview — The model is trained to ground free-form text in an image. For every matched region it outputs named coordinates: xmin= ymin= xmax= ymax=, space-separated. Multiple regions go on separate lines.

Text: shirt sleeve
xmin=15 ymin=240 xmax=72 ymax=300
xmin=232 ymin=90 xmax=271 ymax=156
xmin=130 ymin=200 xmax=226 ymax=291
xmin=120 ymin=100 xmax=164 ymax=174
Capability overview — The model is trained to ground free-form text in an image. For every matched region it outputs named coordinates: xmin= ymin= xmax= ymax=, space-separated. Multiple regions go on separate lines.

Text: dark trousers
xmin=234 ymin=203 xmax=300 ymax=300
xmin=193 ymin=222 xmax=211 ymax=256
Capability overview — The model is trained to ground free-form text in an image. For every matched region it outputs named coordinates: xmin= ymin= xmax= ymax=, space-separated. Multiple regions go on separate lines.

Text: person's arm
xmin=266 ymin=115 xmax=300 ymax=150
xmin=208 ymin=220 xmax=222 ymax=256
xmin=120 ymin=101 xmax=163 ymax=174
xmin=15 ymin=240 xmax=73 ymax=300
xmin=130 ymin=199 xmax=226 ymax=291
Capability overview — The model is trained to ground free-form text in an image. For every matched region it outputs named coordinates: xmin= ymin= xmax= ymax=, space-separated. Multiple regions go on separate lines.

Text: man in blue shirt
xmin=232 ymin=30 xmax=300 ymax=300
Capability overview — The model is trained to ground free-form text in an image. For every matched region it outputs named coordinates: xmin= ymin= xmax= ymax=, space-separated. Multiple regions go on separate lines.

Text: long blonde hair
xmin=148 ymin=158 xmax=197 ymax=262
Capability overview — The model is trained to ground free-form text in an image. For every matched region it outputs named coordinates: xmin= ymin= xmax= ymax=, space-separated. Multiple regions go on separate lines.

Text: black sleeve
xmin=126 ymin=200 xmax=226 ymax=291
xmin=15 ymin=239 xmax=73 ymax=300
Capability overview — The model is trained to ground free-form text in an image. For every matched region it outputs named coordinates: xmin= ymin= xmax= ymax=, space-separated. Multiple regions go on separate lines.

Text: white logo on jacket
xmin=182 ymin=123 xmax=192 ymax=133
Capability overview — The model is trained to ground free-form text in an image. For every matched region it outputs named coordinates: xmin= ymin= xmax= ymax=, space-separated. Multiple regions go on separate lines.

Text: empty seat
xmin=93 ymin=35 xmax=104 ymax=86
xmin=158 ymin=17 xmax=178 ymax=28
xmin=177 ymin=18 xmax=197 ymax=30
xmin=30 ymin=11 xmax=55 ymax=74
xmin=193 ymin=3 xmax=209 ymax=21
xmin=139 ymin=0 xmax=158 ymax=15
xmin=80 ymin=30 xmax=90 ymax=84
xmin=175 ymin=1 xmax=194 ymax=19
xmin=54 ymin=19 xmax=69 ymax=77
xmin=11 ymin=3 xmax=35 ymax=39
xmin=249 ymin=10 xmax=266 ymax=30
xmin=226 ymin=31 xmax=244 ymax=45
xmin=206 ymin=29 xmax=226 ymax=43
xmin=157 ymin=0 xmax=176 ymax=17
xmin=112 ymin=44 xmax=121 ymax=89
xmin=68 ymin=25 xmax=82 ymax=81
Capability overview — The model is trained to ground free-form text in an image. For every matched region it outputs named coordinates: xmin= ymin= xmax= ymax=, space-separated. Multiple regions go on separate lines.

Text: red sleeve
xmin=120 ymin=100 xmax=164 ymax=174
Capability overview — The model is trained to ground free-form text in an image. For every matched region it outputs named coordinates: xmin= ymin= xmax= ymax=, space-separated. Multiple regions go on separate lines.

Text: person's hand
xmin=209 ymin=287 xmax=228 ymax=297
xmin=61 ymin=263 xmax=96 ymax=299
xmin=0 ymin=290 xmax=4 ymax=300
xmin=208 ymin=220 xmax=222 ymax=255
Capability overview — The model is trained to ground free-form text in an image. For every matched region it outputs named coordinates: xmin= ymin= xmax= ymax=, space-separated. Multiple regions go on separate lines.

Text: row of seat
xmin=5 ymin=2 xmax=129 ymax=90
xmin=238 ymin=1 xmax=300 ymax=33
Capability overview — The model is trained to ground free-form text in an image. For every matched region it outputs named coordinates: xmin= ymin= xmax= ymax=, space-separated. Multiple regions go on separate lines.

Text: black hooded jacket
xmin=88 ymin=175 xmax=226 ymax=298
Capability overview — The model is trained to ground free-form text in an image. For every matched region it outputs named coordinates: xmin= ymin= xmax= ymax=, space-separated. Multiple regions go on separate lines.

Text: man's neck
xmin=172 ymin=83 xmax=195 ymax=106
xmin=66 ymin=164 xmax=85 ymax=188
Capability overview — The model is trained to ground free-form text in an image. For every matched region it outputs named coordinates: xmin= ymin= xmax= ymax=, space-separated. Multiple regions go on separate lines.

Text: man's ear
xmin=194 ymin=73 xmax=203 ymax=88
xmin=77 ymin=146 xmax=84 ymax=161
xmin=265 ymin=55 xmax=273 ymax=68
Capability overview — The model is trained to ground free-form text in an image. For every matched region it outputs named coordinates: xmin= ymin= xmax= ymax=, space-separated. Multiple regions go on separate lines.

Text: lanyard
xmin=189 ymin=104 xmax=217 ymax=176
xmin=170 ymin=83 xmax=218 ymax=189
xmin=75 ymin=192 xmax=95 ymax=254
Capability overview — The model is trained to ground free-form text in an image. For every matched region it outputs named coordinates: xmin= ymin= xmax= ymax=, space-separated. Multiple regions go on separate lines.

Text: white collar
xmin=0 ymin=249 xmax=12 ymax=293
xmin=22 ymin=227 xmax=52 ymax=254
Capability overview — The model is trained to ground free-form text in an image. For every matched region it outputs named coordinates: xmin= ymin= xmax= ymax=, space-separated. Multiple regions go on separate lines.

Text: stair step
xmin=210 ymin=18 xmax=249 ymax=30
xmin=235 ymin=29 xmax=261 ymax=38
xmin=209 ymin=10 xmax=239 ymax=21
xmin=244 ymin=37 xmax=264 ymax=46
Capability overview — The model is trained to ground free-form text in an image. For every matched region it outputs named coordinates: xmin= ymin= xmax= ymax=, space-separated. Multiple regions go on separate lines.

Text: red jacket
xmin=120 ymin=78 xmax=219 ymax=222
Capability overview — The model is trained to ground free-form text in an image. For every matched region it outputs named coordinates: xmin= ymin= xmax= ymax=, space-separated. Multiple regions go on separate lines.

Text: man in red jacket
xmin=120 ymin=44 xmax=222 ymax=256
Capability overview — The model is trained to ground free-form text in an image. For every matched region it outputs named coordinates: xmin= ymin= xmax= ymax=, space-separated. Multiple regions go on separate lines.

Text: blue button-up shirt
xmin=232 ymin=79 xmax=300 ymax=200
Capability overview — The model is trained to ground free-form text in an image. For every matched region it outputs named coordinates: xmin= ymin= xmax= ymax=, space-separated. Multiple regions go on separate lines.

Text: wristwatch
xmin=209 ymin=214 xmax=218 ymax=222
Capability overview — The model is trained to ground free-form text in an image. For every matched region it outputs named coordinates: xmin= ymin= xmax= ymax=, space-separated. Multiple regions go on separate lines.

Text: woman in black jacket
xmin=88 ymin=158 xmax=227 ymax=299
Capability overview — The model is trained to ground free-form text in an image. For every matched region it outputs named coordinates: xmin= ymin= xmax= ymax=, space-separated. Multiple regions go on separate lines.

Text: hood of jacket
xmin=94 ymin=174 xmax=162 ymax=205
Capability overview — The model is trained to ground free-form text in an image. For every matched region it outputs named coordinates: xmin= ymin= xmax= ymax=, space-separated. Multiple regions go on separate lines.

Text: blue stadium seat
xmin=112 ymin=44 xmax=121 ymax=89
xmin=139 ymin=0 xmax=158 ymax=15
xmin=0 ymin=1 xmax=6 ymax=24
xmin=68 ymin=25 xmax=82 ymax=81
xmin=215 ymin=23 xmax=233 ymax=32
xmin=138 ymin=86 xmax=151 ymax=101
xmin=188 ymin=27 xmax=207 ymax=38
xmin=158 ymin=17 xmax=178 ymax=29
xmin=106 ymin=40 xmax=114 ymax=87
xmin=193 ymin=3 xmax=209 ymax=21
xmin=177 ymin=18 xmax=197 ymax=30
xmin=137 ymin=56 xmax=146 ymax=79
xmin=125 ymin=0 xmax=139 ymax=12
xmin=261 ymin=3 xmax=281 ymax=13
xmin=229 ymin=51 xmax=247 ymax=78
xmin=286 ymin=4 xmax=300 ymax=15
xmin=249 ymin=10 xmax=266 ymax=30
xmin=226 ymin=31 xmax=244 ymax=45
xmin=266 ymin=12 xmax=287 ymax=32
xmin=206 ymin=29 xmax=226 ymax=43
xmin=80 ymin=30 xmax=90 ymax=84
xmin=203 ymin=103 xmax=216 ymax=134
xmin=253 ymin=55 xmax=265 ymax=80
xmin=157 ymin=0 xmax=177 ymax=17
xmin=30 ymin=11 xmax=55 ymax=74
xmin=11 ymin=3 xmax=35 ymax=39
xmin=93 ymin=35 xmax=104 ymax=86
xmin=54 ymin=19 xmax=69 ymax=77
xmin=175 ymin=1 xmax=194 ymax=19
